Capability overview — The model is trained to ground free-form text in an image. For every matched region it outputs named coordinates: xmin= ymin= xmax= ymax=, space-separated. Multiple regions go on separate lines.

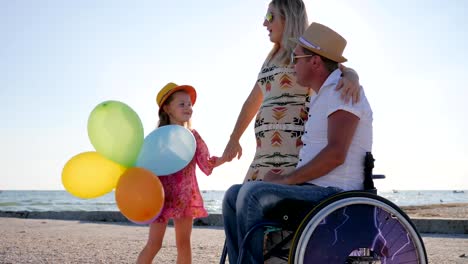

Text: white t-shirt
xmin=297 ymin=69 xmax=373 ymax=191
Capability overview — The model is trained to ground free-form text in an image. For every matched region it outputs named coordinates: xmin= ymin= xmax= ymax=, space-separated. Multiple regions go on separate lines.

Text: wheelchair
xmin=219 ymin=152 xmax=428 ymax=264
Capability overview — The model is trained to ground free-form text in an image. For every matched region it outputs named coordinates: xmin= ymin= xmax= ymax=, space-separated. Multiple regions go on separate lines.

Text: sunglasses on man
xmin=290 ymin=52 xmax=315 ymax=64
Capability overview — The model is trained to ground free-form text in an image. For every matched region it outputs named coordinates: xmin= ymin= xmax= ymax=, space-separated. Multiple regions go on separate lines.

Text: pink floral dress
xmin=155 ymin=129 xmax=216 ymax=223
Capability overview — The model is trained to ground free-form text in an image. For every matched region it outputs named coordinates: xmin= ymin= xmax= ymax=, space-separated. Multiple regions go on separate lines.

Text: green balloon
xmin=88 ymin=100 xmax=144 ymax=167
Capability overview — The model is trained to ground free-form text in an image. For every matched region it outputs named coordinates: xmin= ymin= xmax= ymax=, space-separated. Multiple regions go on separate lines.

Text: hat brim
xmin=158 ymin=85 xmax=197 ymax=108
xmin=289 ymin=37 xmax=347 ymax=63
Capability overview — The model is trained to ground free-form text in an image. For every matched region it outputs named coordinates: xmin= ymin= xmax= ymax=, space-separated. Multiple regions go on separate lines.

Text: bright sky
xmin=2 ymin=0 xmax=468 ymax=191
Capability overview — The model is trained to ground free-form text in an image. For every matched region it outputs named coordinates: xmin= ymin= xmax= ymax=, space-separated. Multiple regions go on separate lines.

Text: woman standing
xmin=221 ymin=0 xmax=360 ymax=182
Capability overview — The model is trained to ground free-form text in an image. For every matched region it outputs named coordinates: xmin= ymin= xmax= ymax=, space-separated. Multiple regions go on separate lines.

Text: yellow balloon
xmin=62 ymin=151 xmax=127 ymax=199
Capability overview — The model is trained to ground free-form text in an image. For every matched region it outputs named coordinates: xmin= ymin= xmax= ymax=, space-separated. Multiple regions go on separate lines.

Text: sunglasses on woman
xmin=265 ymin=11 xmax=276 ymax=23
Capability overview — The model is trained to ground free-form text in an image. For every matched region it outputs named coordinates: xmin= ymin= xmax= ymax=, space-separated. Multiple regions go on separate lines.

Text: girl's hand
xmin=208 ymin=156 xmax=226 ymax=168
xmin=336 ymin=64 xmax=361 ymax=104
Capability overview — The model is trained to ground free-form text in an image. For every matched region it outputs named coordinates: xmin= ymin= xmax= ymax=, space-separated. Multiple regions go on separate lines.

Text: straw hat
xmin=156 ymin=82 xmax=197 ymax=108
xmin=291 ymin=22 xmax=347 ymax=63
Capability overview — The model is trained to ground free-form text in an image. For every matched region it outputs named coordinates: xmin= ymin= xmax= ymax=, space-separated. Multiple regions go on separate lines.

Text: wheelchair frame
xmin=219 ymin=153 xmax=428 ymax=264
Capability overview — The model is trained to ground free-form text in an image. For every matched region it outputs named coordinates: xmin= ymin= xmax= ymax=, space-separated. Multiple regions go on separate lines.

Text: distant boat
xmin=392 ymin=189 xmax=399 ymax=193
xmin=453 ymin=190 xmax=465 ymax=194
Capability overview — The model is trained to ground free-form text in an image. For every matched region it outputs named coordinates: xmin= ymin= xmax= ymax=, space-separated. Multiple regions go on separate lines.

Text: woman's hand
xmin=221 ymin=138 xmax=243 ymax=162
xmin=336 ymin=65 xmax=361 ymax=104
xmin=221 ymin=83 xmax=262 ymax=162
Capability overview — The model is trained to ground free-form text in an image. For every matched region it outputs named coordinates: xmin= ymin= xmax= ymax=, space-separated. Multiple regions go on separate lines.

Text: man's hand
xmin=264 ymin=171 xmax=289 ymax=184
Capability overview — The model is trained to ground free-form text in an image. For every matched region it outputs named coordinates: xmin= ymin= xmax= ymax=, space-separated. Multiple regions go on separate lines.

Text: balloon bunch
xmin=61 ymin=100 xmax=196 ymax=224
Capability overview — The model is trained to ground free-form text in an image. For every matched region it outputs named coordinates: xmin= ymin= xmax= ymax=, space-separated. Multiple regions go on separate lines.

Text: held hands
xmin=208 ymin=156 xmax=226 ymax=168
xmin=221 ymin=138 xmax=243 ymax=162
xmin=211 ymin=137 xmax=242 ymax=168
xmin=336 ymin=64 xmax=361 ymax=104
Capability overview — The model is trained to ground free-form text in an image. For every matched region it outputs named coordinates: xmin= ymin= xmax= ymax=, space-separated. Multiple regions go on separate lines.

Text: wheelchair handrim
xmin=293 ymin=196 xmax=427 ymax=264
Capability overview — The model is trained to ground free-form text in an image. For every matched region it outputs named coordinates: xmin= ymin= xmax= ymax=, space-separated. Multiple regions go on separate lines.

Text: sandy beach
xmin=401 ymin=203 xmax=468 ymax=218
xmin=1 ymin=203 xmax=468 ymax=263
xmin=0 ymin=218 xmax=467 ymax=264
xmin=0 ymin=218 xmax=226 ymax=264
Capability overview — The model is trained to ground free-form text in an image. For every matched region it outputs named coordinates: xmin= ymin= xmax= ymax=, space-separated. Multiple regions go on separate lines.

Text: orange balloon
xmin=115 ymin=167 xmax=164 ymax=223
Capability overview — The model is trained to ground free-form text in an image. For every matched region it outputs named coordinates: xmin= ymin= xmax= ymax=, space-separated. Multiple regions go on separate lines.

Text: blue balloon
xmin=136 ymin=125 xmax=196 ymax=176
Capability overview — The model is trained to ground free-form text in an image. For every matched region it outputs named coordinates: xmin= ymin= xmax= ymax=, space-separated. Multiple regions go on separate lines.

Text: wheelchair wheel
xmin=289 ymin=192 xmax=427 ymax=264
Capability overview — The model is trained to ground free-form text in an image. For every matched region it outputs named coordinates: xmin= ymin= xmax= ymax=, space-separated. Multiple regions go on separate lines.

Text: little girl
xmin=137 ymin=82 xmax=225 ymax=264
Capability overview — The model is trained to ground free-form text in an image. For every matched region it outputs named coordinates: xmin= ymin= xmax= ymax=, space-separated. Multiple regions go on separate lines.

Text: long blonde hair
xmin=266 ymin=0 xmax=308 ymax=66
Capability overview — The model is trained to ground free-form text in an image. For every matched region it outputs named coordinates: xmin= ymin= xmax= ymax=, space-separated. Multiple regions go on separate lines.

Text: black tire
xmin=288 ymin=191 xmax=428 ymax=264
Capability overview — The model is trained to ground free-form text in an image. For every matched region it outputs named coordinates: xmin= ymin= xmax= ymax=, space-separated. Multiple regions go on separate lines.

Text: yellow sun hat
xmin=156 ymin=82 xmax=197 ymax=108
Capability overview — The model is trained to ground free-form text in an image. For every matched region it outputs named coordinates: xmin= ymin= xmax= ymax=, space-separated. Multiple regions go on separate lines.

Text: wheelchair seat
xmin=264 ymin=152 xmax=383 ymax=231
xmin=219 ymin=152 xmax=427 ymax=264
xmin=264 ymin=199 xmax=318 ymax=231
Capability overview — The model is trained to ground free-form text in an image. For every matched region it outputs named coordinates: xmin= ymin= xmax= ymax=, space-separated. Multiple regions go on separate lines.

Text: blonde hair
xmin=157 ymin=91 xmax=192 ymax=129
xmin=266 ymin=0 xmax=308 ymax=66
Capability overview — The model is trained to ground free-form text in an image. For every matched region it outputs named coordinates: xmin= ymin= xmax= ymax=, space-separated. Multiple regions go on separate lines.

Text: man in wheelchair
xmin=222 ymin=22 xmax=374 ymax=264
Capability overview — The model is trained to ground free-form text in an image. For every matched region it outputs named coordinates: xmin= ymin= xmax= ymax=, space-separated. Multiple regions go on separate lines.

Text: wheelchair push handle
xmin=363 ymin=152 xmax=385 ymax=191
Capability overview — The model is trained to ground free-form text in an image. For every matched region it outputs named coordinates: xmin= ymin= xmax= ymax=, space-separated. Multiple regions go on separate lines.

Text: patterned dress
xmin=244 ymin=63 xmax=312 ymax=182
xmin=155 ymin=129 xmax=216 ymax=223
